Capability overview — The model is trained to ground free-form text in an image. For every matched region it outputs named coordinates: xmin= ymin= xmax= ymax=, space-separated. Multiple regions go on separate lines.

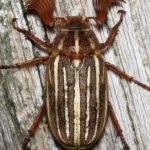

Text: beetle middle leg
xmin=0 ymin=57 xmax=49 ymax=69
xmin=22 ymin=101 xmax=46 ymax=150
xmin=105 ymin=62 xmax=150 ymax=91
xmin=108 ymin=101 xmax=130 ymax=150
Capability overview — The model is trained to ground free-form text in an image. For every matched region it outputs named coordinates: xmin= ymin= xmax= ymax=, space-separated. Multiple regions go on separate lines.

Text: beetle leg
xmin=93 ymin=0 xmax=126 ymax=25
xmin=22 ymin=101 xmax=46 ymax=150
xmin=12 ymin=19 xmax=52 ymax=50
xmin=105 ymin=62 xmax=150 ymax=91
xmin=108 ymin=101 xmax=130 ymax=150
xmin=0 ymin=57 xmax=49 ymax=69
xmin=100 ymin=10 xmax=126 ymax=54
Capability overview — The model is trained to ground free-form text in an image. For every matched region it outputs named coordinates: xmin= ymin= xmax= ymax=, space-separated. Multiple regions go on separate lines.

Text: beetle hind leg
xmin=108 ymin=101 xmax=130 ymax=150
xmin=22 ymin=101 xmax=46 ymax=150
xmin=22 ymin=133 xmax=31 ymax=150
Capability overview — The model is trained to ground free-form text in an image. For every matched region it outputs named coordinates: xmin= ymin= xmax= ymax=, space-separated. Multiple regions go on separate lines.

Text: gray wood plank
xmin=0 ymin=0 xmax=150 ymax=149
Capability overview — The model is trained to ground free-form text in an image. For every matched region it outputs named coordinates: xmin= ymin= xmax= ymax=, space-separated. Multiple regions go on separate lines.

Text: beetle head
xmin=56 ymin=16 xmax=90 ymax=31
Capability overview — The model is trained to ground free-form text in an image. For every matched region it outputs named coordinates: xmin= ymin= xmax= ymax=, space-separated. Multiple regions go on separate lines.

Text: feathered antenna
xmin=25 ymin=0 xmax=55 ymax=27
xmin=93 ymin=0 xmax=126 ymax=25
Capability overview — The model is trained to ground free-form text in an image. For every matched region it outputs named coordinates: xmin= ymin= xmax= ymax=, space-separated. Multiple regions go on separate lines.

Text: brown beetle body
xmin=46 ymin=22 xmax=108 ymax=149
xmin=1 ymin=0 xmax=150 ymax=150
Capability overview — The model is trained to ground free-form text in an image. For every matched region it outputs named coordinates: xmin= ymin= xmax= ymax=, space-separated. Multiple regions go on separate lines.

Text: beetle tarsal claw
xmin=12 ymin=18 xmax=18 ymax=22
xmin=118 ymin=10 xmax=126 ymax=15
xmin=119 ymin=133 xmax=130 ymax=150
xmin=22 ymin=132 xmax=31 ymax=150
xmin=12 ymin=18 xmax=18 ymax=29
xmin=12 ymin=18 xmax=24 ymax=32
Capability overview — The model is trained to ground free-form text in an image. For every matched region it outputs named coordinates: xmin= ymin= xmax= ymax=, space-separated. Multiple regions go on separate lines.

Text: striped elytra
xmin=46 ymin=21 xmax=108 ymax=149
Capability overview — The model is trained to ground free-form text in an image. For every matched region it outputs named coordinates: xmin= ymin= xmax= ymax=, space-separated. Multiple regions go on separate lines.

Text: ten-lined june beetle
xmin=0 ymin=0 xmax=150 ymax=149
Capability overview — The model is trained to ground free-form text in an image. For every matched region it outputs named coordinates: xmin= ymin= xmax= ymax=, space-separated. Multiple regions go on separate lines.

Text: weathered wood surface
xmin=0 ymin=0 xmax=150 ymax=149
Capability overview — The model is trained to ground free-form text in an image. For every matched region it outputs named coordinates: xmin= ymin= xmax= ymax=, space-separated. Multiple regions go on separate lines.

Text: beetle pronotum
xmin=0 ymin=0 xmax=150 ymax=149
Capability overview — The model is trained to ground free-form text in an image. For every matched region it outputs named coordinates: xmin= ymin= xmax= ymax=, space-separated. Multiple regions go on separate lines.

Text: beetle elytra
xmin=0 ymin=0 xmax=150 ymax=150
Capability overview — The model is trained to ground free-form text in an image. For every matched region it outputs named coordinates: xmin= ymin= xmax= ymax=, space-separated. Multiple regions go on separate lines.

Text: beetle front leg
xmin=12 ymin=19 xmax=52 ymax=51
xmin=93 ymin=0 xmax=126 ymax=25
xmin=108 ymin=101 xmax=130 ymax=150
xmin=100 ymin=10 xmax=126 ymax=54
xmin=22 ymin=101 xmax=46 ymax=150
xmin=105 ymin=62 xmax=150 ymax=91
xmin=0 ymin=57 xmax=49 ymax=70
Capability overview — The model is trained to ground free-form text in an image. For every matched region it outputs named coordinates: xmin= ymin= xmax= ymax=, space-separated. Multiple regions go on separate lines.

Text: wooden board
xmin=0 ymin=0 xmax=150 ymax=149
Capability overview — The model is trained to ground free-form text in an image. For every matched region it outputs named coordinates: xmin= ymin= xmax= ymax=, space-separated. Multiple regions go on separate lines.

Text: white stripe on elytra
xmin=58 ymin=36 xmax=66 ymax=50
xmin=89 ymin=56 xmax=100 ymax=143
xmin=85 ymin=67 xmax=91 ymax=140
xmin=74 ymin=31 xmax=80 ymax=68
xmin=102 ymin=63 xmax=106 ymax=84
xmin=75 ymin=31 xmax=79 ymax=53
xmin=74 ymin=30 xmax=81 ymax=145
xmin=47 ymin=67 xmax=52 ymax=133
xmin=53 ymin=37 xmax=65 ymax=142
xmin=54 ymin=56 xmax=64 ymax=141
xmin=63 ymin=67 xmax=69 ymax=138
xmin=74 ymin=68 xmax=81 ymax=146
xmin=89 ymin=38 xmax=95 ymax=49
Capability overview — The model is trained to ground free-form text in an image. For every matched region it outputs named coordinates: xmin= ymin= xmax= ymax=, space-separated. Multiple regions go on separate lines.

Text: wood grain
xmin=0 ymin=0 xmax=150 ymax=149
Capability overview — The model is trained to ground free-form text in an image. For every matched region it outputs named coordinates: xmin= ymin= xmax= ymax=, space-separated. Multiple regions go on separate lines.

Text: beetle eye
xmin=55 ymin=20 xmax=66 ymax=30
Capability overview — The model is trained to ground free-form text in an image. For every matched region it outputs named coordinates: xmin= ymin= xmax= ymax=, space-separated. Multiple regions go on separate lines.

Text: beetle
xmin=0 ymin=0 xmax=150 ymax=150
